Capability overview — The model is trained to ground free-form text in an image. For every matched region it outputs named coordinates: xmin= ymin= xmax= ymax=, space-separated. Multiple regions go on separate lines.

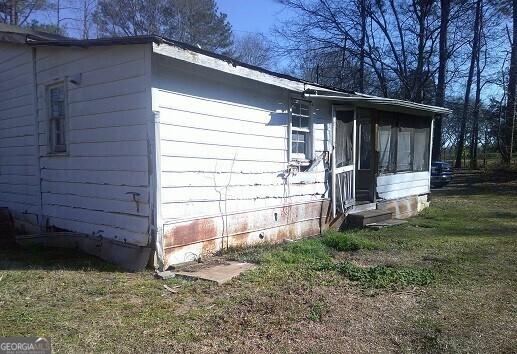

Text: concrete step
xmin=366 ymin=219 xmax=407 ymax=230
xmin=348 ymin=209 xmax=392 ymax=228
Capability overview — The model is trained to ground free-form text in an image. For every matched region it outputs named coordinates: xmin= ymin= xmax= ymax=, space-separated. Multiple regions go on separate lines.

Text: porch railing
xmin=336 ymin=169 xmax=354 ymax=212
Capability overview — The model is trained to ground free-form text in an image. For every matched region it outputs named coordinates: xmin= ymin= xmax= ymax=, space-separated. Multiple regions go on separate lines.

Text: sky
xmin=215 ymin=0 xmax=287 ymax=36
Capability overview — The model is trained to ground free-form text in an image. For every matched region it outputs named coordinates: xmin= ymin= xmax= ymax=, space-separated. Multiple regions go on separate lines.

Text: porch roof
xmin=303 ymin=91 xmax=451 ymax=116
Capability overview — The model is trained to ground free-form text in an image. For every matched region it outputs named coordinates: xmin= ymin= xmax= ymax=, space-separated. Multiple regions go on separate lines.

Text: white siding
xmin=152 ymin=55 xmax=332 ymax=222
xmin=35 ymin=45 xmax=152 ymax=246
xmin=0 ymin=44 xmax=40 ymax=228
xmin=376 ymin=171 xmax=430 ymax=200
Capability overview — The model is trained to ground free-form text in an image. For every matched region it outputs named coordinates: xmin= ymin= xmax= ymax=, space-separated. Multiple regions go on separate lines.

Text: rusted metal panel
xmin=163 ymin=200 xmax=330 ymax=267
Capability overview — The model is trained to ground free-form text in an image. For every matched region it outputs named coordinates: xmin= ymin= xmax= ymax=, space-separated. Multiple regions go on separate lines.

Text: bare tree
xmin=233 ymin=33 xmax=274 ymax=68
xmin=0 ymin=0 xmax=49 ymax=25
xmin=432 ymin=0 xmax=451 ymax=161
xmin=503 ymin=0 xmax=517 ymax=164
xmin=455 ymin=0 xmax=482 ymax=168
xmin=469 ymin=6 xmax=486 ymax=169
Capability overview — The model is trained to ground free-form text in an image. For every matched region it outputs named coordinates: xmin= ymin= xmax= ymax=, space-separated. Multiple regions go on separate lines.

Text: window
xmin=377 ymin=114 xmax=430 ymax=174
xmin=290 ymin=100 xmax=311 ymax=160
xmin=48 ymin=83 xmax=67 ymax=153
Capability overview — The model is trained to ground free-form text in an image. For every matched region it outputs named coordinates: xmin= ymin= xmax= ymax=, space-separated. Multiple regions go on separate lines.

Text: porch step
xmin=366 ymin=218 xmax=407 ymax=230
xmin=350 ymin=202 xmax=376 ymax=214
xmin=348 ymin=209 xmax=392 ymax=228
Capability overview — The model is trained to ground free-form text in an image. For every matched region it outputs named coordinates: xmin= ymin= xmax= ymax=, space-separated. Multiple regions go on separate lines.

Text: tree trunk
xmin=455 ymin=0 xmax=482 ymax=169
xmin=10 ymin=0 xmax=16 ymax=25
xmin=432 ymin=0 xmax=450 ymax=162
xmin=414 ymin=2 xmax=429 ymax=103
xmin=469 ymin=32 xmax=483 ymax=170
xmin=359 ymin=0 xmax=366 ymax=92
xmin=503 ymin=0 xmax=517 ymax=165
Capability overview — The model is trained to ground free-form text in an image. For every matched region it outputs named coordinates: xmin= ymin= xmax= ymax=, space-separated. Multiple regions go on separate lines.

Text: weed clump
xmin=322 ymin=231 xmax=379 ymax=252
xmin=334 ymin=261 xmax=434 ymax=288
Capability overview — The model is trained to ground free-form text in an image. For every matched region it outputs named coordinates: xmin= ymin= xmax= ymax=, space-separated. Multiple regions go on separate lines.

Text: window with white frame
xmin=48 ymin=83 xmax=67 ymax=153
xmin=290 ymin=100 xmax=311 ymax=160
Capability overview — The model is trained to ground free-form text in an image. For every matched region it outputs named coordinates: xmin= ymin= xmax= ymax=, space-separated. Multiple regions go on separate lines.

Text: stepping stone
xmin=174 ymin=261 xmax=256 ymax=285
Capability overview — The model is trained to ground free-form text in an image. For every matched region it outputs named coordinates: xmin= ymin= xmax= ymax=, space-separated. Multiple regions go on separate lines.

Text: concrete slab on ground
xmin=366 ymin=219 xmax=408 ymax=230
xmin=174 ymin=261 xmax=256 ymax=285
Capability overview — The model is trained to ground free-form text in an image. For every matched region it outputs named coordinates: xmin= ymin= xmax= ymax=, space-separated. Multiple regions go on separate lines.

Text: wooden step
xmin=347 ymin=209 xmax=392 ymax=228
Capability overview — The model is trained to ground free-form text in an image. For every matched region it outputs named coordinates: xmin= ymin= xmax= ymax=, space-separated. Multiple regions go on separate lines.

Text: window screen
xmin=48 ymin=84 xmax=66 ymax=153
xmin=291 ymin=100 xmax=311 ymax=159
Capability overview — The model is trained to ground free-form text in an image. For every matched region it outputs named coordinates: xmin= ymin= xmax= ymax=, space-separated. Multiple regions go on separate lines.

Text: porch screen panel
xmin=378 ymin=114 xmax=432 ymax=174
xmin=335 ymin=112 xmax=354 ymax=168
xmin=396 ymin=127 xmax=413 ymax=171
xmin=414 ymin=124 xmax=430 ymax=171
xmin=378 ymin=123 xmax=392 ymax=173
xmin=359 ymin=121 xmax=371 ymax=170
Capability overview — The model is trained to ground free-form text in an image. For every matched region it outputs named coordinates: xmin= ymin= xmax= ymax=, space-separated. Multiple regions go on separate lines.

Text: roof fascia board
xmin=152 ymin=42 xmax=308 ymax=92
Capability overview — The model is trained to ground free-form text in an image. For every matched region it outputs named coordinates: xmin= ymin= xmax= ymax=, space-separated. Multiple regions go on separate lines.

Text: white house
xmin=0 ymin=24 xmax=449 ymax=270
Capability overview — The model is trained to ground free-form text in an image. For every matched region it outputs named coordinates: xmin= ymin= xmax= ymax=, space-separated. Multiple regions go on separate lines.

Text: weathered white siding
xmin=376 ymin=171 xmax=430 ymax=200
xmin=0 ymin=43 xmax=40 ymax=230
xmin=152 ymin=55 xmax=332 ymax=264
xmin=35 ymin=44 xmax=152 ymax=246
xmin=153 ymin=56 xmax=331 ymax=221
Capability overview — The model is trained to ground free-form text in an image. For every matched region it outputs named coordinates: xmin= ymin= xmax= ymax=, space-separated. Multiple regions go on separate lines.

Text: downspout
xmin=428 ymin=116 xmax=435 ymax=193
xmin=331 ymin=105 xmax=337 ymax=217
xmin=31 ymin=47 xmax=44 ymax=229
xmin=147 ymin=110 xmax=164 ymax=270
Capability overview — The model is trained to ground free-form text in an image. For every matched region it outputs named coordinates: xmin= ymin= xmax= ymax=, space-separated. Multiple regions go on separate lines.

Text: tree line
xmin=1 ymin=0 xmax=516 ymax=167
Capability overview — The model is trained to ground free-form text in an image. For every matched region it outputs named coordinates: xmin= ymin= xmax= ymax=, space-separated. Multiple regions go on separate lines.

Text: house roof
xmin=1 ymin=25 xmax=450 ymax=115
xmin=0 ymin=23 xmax=68 ymax=43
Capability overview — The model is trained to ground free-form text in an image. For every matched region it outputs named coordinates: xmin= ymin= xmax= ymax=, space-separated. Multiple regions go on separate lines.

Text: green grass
xmin=322 ymin=230 xmax=379 ymax=252
xmin=0 ymin=169 xmax=516 ymax=353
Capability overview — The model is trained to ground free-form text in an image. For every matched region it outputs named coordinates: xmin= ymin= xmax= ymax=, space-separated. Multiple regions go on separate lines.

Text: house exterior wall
xmin=0 ymin=43 xmax=41 ymax=230
xmin=151 ymin=54 xmax=332 ymax=265
xmin=34 ymin=44 xmax=153 ymax=246
xmin=0 ymin=43 xmax=154 ymax=252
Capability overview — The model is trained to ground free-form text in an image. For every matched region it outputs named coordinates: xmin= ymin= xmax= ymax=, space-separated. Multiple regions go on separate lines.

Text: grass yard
xmin=1 ymin=169 xmax=516 ymax=353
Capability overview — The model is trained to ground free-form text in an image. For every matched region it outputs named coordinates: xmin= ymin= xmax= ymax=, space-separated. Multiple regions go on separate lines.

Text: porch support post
xmin=331 ymin=105 xmax=337 ymax=218
xmin=428 ymin=116 xmax=435 ymax=191
xmin=352 ymin=109 xmax=357 ymax=202
xmin=371 ymin=109 xmax=378 ymax=203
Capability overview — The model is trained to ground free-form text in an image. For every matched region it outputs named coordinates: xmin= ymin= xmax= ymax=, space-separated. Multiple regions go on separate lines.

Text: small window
xmin=290 ymin=100 xmax=311 ymax=160
xmin=48 ymin=84 xmax=67 ymax=153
